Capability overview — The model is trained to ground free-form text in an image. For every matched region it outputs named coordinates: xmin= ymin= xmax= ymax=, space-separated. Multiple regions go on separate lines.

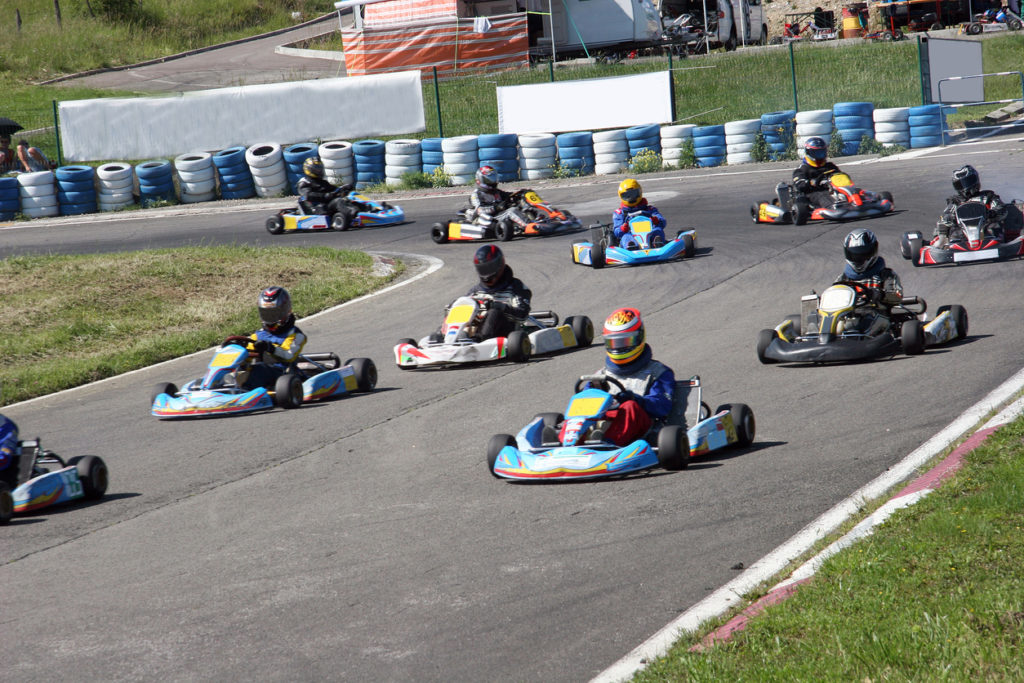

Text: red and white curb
xmin=593 ymin=366 xmax=1024 ymax=682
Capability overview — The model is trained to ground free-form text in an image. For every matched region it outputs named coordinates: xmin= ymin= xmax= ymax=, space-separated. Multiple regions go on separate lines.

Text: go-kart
xmin=1 ymin=415 xmax=108 ymax=524
xmin=752 ymin=173 xmax=894 ymax=225
xmin=394 ymin=294 xmax=593 ymax=369
xmin=570 ymin=216 xmax=697 ymax=268
xmin=756 ymin=282 xmax=967 ymax=364
xmin=151 ymin=336 xmax=377 ymax=418
xmin=899 ymin=200 xmax=1024 ymax=266
xmin=430 ymin=189 xmax=579 ymax=243
xmin=266 ymin=190 xmax=404 ymax=234
xmin=960 ymin=6 xmax=1023 ymax=33
xmin=487 ymin=374 xmax=755 ymax=480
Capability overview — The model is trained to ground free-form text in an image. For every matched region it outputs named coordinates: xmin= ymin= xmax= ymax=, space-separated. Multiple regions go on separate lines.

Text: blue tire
xmin=218 ymin=170 xmax=253 ymax=186
xmin=832 ymin=102 xmax=874 ymax=117
xmin=627 ymin=135 xmax=660 ymax=150
xmin=908 ymin=114 xmax=943 ymax=127
xmin=761 ymin=110 xmax=796 ymax=126
xmin=909 ymin=124 xmax=943 ymax=137
xmin=59 ymin=201 xmax=98 ymax=216
xmin=840 ymin=140 xmax=863 ymax=155
xmin=477 ymin=146 xmax=518 ymax=160
xmin=421 ymin=150 xmax=445 ymax=164
xmin=356 ymin=171 xmax=385 ymax=183
xmin=696 ymin=155 xmax=725 ymax=167
xmin=693 ymin=124 xmax=726 ymax=138
xmin=215 ymin=161 xmax=250 ymax=178
xmin=910 ymin=134 xmax=943 ymax=148
xmin=477 ymin=133 xmax=518 ymax=147
xmin=833 ymin=115 xmax=873 ymax=130
xmin=422 ymin=163 xmax=442 ymax=174
xmin=57 ymin=178 xmax=96 ymax=193
xmin=625 ymin=124 xmax=660 ymax=140
xmin=135 ymin=160 xmax=172 ymax=181
xmin=55 ymin=165 xmax=96 ymax=182
xmin=283 ymin=142 xmax=319 ymax=164
xmin=0 ymin=198 xmax=21 ymax=210
xmin=220 ymin=179 xmax=256 ymax=193
xmin=0 ymin=187 xmax=19 ymax=201
xmin=353 ymin=153 xmax=386 ymax=166
xmin=213 ymin=146 xmax=246 ymax=168
xmin=909 ymin=104 xmax=943 ymax=117
xmin=352 ymin=139 xmax=386 ymax=155
xmin=497 ymin=172 xmax=519 ymax=182
xmin=838 ymin=127 xmax=874 ymax=141
xmin=556 ymin=131 xmax=593 ymax=146
xmin=558 ymin=144 xmax=595 ymax=158
xmin=421 ymin=137 xmax=444 ymax=152
xmin=478 ymin=158 xmax=518 ymax=173
xmin=220 ymin=186 xmax=256 ymax=200
xmin=0 ymin=177 xmax=18 ymax=190
xmin=138 ymin=180 xmax=174 ymax=195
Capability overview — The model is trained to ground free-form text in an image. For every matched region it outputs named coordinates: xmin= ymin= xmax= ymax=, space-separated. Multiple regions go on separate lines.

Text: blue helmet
xmin=804 ymin=137 xmax=828 ymax=167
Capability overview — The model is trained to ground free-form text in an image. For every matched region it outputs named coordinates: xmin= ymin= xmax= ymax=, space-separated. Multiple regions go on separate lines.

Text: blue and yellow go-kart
xmin=1 ymin=415 xmax=108 ymax=524
xmin=570 ymin=216 xmax=697 ymax=268
xmin=487 ymin=374 xmax=754 ymax=481
xmin=266 ymin=191 xmax=404 ymax=234
xmin=151 ymin=336 xmax=377 ymax=418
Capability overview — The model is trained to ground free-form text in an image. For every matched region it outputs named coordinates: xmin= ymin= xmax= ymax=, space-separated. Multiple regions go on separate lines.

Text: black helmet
xmin=473 ymin=244 xmax=506 ymax=285
xmin=303 ymin=156 xmax=325 ymax=180
xmin=258 ymin=286 xmax=293 ymax=331
xmin=843 ymin=228 xmax=879 ymax=274
xmin=475 ymin=165 xmax=498 ymax=189
xmin=952 ymin=164 xmax=980 ymax=198
xmin=804 ymin=136 xmax=828 ymax=167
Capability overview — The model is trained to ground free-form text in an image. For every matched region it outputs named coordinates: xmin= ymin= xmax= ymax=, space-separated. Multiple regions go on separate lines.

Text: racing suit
xmin=611 ymin=199 xmax=667 ymax=249
xmin=462 ymin=266 xmax=532 ymax=341
xmin=580 ymin=345 xmax=676 ymax=447
xmin=933 ymin=189 xmax=1010 ymax=245
xmin=296 ymin=175 xmax=354 ymax=221
xmin=1 ymin=414 xmax=19 ymax=488
xmin=792 ymin=160 xmax=842 ymax=208
xmin=242 ymin=314 xmax=308 ymax=390
xmin=466 ymin=186 xmax=529 ymax=233
xmin=834 ymin=257 xmax=904 ymax=337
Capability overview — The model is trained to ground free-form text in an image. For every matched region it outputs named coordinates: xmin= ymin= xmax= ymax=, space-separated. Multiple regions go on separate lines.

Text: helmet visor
xmin=259 ymin=306 xmax=285 ymax=327
xmin=604 ymin=329 xmax=643 ymax=351
xmin=620 ymin=187 xmax=641 ymax=205
xmin=806 ymin=146 xmax=827 ymax=162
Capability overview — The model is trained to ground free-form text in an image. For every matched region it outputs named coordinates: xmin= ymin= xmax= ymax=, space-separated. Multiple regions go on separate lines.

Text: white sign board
xmin=923 ymin=37 xmax=984 ymax=104
xmin=497 ymin=71 xmax=672 ymax=134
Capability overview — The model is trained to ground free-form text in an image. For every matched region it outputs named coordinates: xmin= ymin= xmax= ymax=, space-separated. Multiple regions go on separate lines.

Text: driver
xmin=834 ymin=228 xmax=904 ymax=337
xmin=464 ymin=245 xmax=532 ymax=341
xmin=295 ymin=156 xmax=354 ymax=223
xmin=576 ymin=308 xmax=676 ymax=447
xmin=466 ymin=165 xmax=529 ymax=233
xmin=611 ymin=178 xmax=667 ymax=249
xmin=0 ymin=412 xmax=19 ymax=490
xmin=932 ymin=164 xmax=1010 ymax=247
xmin=792 ymin=136 xmax=843 ymax=207
xmin=241 ymin=286 xmax=307 ymax=389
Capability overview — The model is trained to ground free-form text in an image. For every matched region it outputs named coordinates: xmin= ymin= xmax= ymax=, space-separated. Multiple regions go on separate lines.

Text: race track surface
xmin=3 ymin=141 xmax=1024 ymax=680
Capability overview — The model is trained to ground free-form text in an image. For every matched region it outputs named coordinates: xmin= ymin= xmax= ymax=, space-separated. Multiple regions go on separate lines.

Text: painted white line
xmin=592 ymin=364 xmax=1024 ymax=683
xmin=5 ymin=252 xmax=444 ymax=410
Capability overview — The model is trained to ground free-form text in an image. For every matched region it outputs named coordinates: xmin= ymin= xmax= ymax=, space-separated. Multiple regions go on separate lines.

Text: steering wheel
xmin=573 ymin=374 xmax=627 ymax=394
xmin=222 ymin=335 xmax=253 ymax=347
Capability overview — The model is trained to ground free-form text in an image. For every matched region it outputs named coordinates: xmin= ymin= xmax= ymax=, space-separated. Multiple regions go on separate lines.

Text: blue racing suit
xmin=611 ymin=199 xmax=667 ymax=249
xmin=1 ymin=415 xmax=18 ymax=481
xmin=242 ymin=315 xmax=307 ymax=390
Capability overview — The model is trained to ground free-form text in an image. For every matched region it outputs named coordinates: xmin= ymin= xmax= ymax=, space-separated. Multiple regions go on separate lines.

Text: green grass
xmin=636 ymin=416 xmax=1024 ymax=681
xmin=0 ymin=245 xmax=402 ymax=406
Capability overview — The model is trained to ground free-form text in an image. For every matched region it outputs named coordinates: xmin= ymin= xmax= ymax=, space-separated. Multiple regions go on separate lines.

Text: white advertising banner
xmin=497 ymin=71 xmax=672 ymax=134
xmin=58 ymin=71 xmax=425 ymax=161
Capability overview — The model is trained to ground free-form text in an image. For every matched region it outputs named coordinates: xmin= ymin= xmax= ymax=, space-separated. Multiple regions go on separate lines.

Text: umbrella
xmin=0 ymin=117 xmax=23 ymax=136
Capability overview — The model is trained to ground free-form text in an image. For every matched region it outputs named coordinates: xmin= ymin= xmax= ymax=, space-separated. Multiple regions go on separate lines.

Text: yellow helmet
xmin=618 ymin=178 xmax=643 ymax=207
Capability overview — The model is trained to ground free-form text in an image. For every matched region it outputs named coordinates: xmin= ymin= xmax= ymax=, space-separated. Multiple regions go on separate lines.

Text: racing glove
xmin=251 ymin=340 xmax=270 ymax=355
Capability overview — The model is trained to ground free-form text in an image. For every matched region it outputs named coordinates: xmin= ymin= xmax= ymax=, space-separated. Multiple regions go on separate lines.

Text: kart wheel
xmin=682 ymin=234 xmax=696 ymax=259
xmin=430 ymin=222 xmax=449 ymax=244
xmin=909 ymin=236 xmax=923 ymax=267
xmin=567 ymin=315 xmax=595 ymax=347
xmin=749 ymin=204 xmax=759 ymax=223
xmin=756 ymin=329 xmax=778 ymax=364
xmin=880 ymin=191 xmax=894 ymax=204
xmin=274 ymin=373 xmax=304 ymax=408
xmin=496 ymin=219 xmax=514 ymax=242
xmin=331 ymin=212 xmax=351 ymax=231
xmin=793 ymin=198 xmax=811 ymax=226
xmin=720 ymin=404 xmax=755 ymax=447
xmin=506 ymin=330 xmax=532 ymax=362
xmin=266 ymin=215 xmax=284 ymax=235
xmin=487 ymin=434 xmax=516 ymax=478
xmin=348 ymin=357 xmax=378 ymax=392
xmin=657 ymin=425 xmax=689 ymax=470
xmin=0 ymin=483 xmax=13 ymax=525
xmin=590 ymin=240 xmax=606 ymax=269
xmin=939 ymin=305 xmax=969 ymax=340
xmin=902 ymin=319 xmax=926 ymax=355
xmin=1009 ymin=18 xmax=1023 ymax=30
xmin=68 ymin=455 xmax=109 ymax=499
xmin=967 ymin=22 xmax=982 ymax=34
xmin=898 ymin=233 xmax=912 ymax=260
xmin=151 ymin=382 xmax=178 ymax=405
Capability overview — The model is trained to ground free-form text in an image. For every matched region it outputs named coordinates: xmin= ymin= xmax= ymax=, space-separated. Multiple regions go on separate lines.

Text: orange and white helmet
xmin=603 ymin=307 xmax=646 ymax=365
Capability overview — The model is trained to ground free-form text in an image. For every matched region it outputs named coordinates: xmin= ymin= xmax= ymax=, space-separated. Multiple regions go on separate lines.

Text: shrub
xmin=628 ymin=149 xmax=663 ymax=174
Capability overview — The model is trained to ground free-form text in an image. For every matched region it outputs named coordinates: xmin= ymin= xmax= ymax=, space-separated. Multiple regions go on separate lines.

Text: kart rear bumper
xmin=919 ymin=238 xmax=1024 ymax=265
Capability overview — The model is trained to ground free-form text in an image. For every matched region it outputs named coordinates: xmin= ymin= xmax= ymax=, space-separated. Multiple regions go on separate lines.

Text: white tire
xmin=19 ymin=193 xmax=58 ymax=208
xmin=96 ymin=189 xmax=134 ymax=203
xmin=325 ymin=172 xmax=354 ymax=186
xmin=385 ymin=177 xmax=405 ymax=186
xmin=595 ymin=161 xmax=626 ymax=175
xmin=179 ymin=190 xmax=216 ymax=204
xmin=98 ymin=198 xmax=134 ymax=211
xmin=173 ymin=153 xmax=213 ymax=173
xmin=318 ymin=140 xmax=353 ymax=161
xmin=518 ymin=144 xmax=556 ymax=159
xmin=594 ymin=139 xmax=628 ymax=154
xmin=321 ymin=157 xmax=353 ymax=172
xmin=246 ymin=143 xmax=284 ymax=168
xmin=385 ymin=153 xmax=422 ymax=166
xmin=660 ymin=124 xmax=696 ymax=139
xmin=96 ymin=163 xmax=134 ymax=182
xmin=386 ymin=164 xmax=421 ymax=178
xmin=727 ymin=152 xmax=753 ymax=164
xmin=255 ymin=181 xmax=289 ymax=198
xmin=97 ymin=176 xmax=134 ymax=193
xmin=521 ymin=168 xmax=554 ymax=180
xmin=873 ymin=107 xmax=911 ymax=122
xmin=662 ymin=147 xmax=685 ymax=161
xmin=725 ymin=133 xmax=756 ymax=145
xmin=385 ymin=139 xmax=421 ymax=154
xmin=448 ymin=174 xmax=475 ymax=186
xmin=796 ymin=122 xmax=833 ymax=136
xmin=875 ymin=131 xmax=911 ymax=144
xmin=592 ymin=129 xmax=627 ymax=143
xmin=724 ymin=119 xmax=762 ymax=135
xmin=17 ymin=170 xmax=54 ymax=187
xmin=726 ymin=141 xmax=755 ymax=154
xmin=795 ymin=109 xmax=833 ymax=124
xmin=253 ymin=168 xmax=287 ymax=187
xmin=443 ymin=162 xmax=478 ymax=175
xmin=441 ymin=135 xmax=478 ymax=153
xmin=518 ymin=133 xmax=555 ymax=148
xmin=442 ymin=151 xmax=478 ymax=164
xmin=19 ymin=183 xmax=57 ymax=198
xmin=519 ymin=156 xmax=556 ymax=170
xmin=180 ymin=178 xmax=216 ymax=195
xmin=874 ymin=121 xmax=910 ymax=133
xmin=594 ymin=151 xmax=629 ymax=164
xmin=176 ymin=166 xmax=216 ymax=183
xmin=22 ymin=204 xmax=61 ymax=218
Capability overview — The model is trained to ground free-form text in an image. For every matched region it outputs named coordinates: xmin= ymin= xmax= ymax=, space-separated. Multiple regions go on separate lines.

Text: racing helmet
xmin=258 ymin=286 xmax=293 ymax=332
xmin=952 ymin=164 xmax=980 ymax=198
xmin=473 ymin=244 xmax=506 ymax=286
xmin=804 ymin=136 xmax=828 ymax=168
xmin=603 ymin=307 xmax=646 ymax=366
xmin=475 ymin=165 xmax=498 ymax=189
xmin=618 ymin=178 xmax=643 ymax=208
xmin=303 ymin=156 xmax=325 ymax=180
xmin=843 ymin=228 xmax=879 ymax=274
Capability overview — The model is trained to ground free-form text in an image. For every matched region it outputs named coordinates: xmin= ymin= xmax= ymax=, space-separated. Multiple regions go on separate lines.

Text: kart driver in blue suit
xmin=241 ymin=286 xmax=307 ymax=390
xmin=611 ymin=178 xmax=667 ymax=249
xmin=0 ymin=411 xmax=19 ymax=490
xmin=833 ymin=228 xmax=904 ymax=338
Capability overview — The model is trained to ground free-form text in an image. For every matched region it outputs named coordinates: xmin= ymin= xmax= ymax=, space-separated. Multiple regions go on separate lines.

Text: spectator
xmin=0 ymin=136 xmax=16 ymax=174
xmin=17 ymin=140 xmax=51 ymax=173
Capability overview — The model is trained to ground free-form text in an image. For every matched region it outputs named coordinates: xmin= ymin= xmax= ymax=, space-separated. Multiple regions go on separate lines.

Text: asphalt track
xmin=2 ymin=139 xmax=1024 ymax=680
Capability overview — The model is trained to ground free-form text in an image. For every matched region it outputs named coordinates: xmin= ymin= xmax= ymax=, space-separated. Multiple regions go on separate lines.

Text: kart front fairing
xmin=572 ymin=217 xmax=697 ymax=267
xmin=346 ymin=191 xmax=405 ymax=226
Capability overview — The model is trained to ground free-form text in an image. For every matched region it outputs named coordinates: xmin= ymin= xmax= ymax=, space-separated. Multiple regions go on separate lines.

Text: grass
xmin=0 ymin=245 xmax=402 ymax=407
xmin=635 ymin=416 xmax=1024 ymax=681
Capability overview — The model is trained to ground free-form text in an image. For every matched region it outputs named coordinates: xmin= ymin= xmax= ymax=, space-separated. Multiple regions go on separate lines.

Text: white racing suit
xmin=466 ymin=186 xmax=529 ymax=232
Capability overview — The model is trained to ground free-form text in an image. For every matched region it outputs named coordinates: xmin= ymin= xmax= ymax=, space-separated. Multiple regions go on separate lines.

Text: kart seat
xmin=298 ymin=199 xmax=315 ymax=215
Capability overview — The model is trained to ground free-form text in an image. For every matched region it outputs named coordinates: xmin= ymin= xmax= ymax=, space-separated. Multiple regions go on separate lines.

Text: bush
xmin=628 ymin=149 xmax=663 ymax=174
xmin=671 ymin=139 xmax=697 ymax=169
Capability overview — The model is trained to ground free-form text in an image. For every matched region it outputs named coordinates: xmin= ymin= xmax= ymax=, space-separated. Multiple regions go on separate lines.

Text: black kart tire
xmin=756 ymin=329 xmax=777 ymax=364
xmin=657 ymin=425 xmax=689 ymax=470
xmin=567 ymin=315 xmax=595 ymax=347
xmin=331 ymin=212 xmax=350 ymax=231
xmin=496 ymin=220 xmax=514 ymax=242
xmin=946 ymin=304 xmax=968 ymax=340
xmin=1009 ymin=18 xmax=1022 ymax=30
xmin=682 ymin=234 xmax=696 ymax=258
xmin=721 ymin=403 xmax=755 ymax=447
xmin=266 ymin=216 xmax=284 ymax=235
xmin=793 ymin=197 xmax=811 ymax=226
xmin=487 ymin=433 xmax=516 ymax=477
xmin=898 ymin=233 xmax=912 ymax=260
xmin=430 ymin=222 xmax=449 ymax=244
xmin=902 ymin=319 xmax=926 ymax=355
xmin=909 ymin=236 xmax=923 ymax=267
xmin=151 ymin=382 xmax=178 ymax=405
xmin=590 ymin=240 xmax=606 ymax=269
xmin=348 ymin=357 xmax=378 ymax=392
xmin=68 ymin=455 xmax=109 ymax=499
xmin=967 ymin=22 xmax=982 ymax=34
xmin=274 ymin=373 xmax=304 ymax=408
xmin=0 ymin=482 xmax=13 ymax=525
xmin=506 ymin=330 xmax=532 ymax=362
xmin=880 ymin=191 xmax=894 ymax=203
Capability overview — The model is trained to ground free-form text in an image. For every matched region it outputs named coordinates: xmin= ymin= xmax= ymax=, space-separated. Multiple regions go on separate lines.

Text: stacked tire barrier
xmin=556 ymin=131 xmax=595 ymax=176
xmin=760 ymin=110 xmax=796 ymax=160
xmin=625 ymin=124 xmax=661 ymax=168
xmin=318 ymin=141 xmax=354 ymax=187
xmin=246 ymin=143 xmax=289 ymax=198
xmin=385 ymin=139 xmax=422 ymax=186
xmin=832 ymin=102 xmax=875 ymax=155
xmin=134 ymin=160 xmax=174 ymax=206
xmin=594 ymin=128 xmax=629 ymax=175
xmin=908 ymin=104 xmax=947 ymax=148
xmin=660 ymin=124 xmax=695 ymax=168
xmin=18 ymin=170 xmax=59 ymax=218
xmin=55 ymin=165 xmax=98 ymax=216
xmin=795 ymin=109 xmax=834 ymax=151
xmin=0 ymin=176 xmax=19 ymax=219
xmin=724 ymin=119 xmax=761 ymax=165
xmin=441 ymin=135 xmax=479 ymax=186
xmin=96 ymin=162 xmax=136 ymax=211
xmin=692 ymin=124 xmax=727 ymax=167
xmin=175 ymin=153 xmax=217 ymax=204
xmin=518 ymin=133 xmax=556 ymax=181
xmin=284 ymin=142 xmax=320 ymax=193
xmin=421 ymin=137 xmax=444 ymax=176
xmin=872 ymin=107 xmax=911 ymax=148
xmin=477 ymin=133 xmax=519 ymax=182
xmin=212 ymin=147 xmax=256 ymax=200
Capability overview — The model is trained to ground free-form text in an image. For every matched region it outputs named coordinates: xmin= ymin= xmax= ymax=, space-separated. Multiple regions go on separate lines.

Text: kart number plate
xmin=953 ymin=249 xmax=997 ymax=262
xmin=567 ymin=397 xmax=605 ymax=417
xmin=632 ymin=219 xmax=652 ymax=233
xmin=211 ymin=351 xmax=243 ymax=368
xmin=60 ymin=468 xmax=83 ymax=498
xmin=446 ymin=304 xmax=475 ymax=324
